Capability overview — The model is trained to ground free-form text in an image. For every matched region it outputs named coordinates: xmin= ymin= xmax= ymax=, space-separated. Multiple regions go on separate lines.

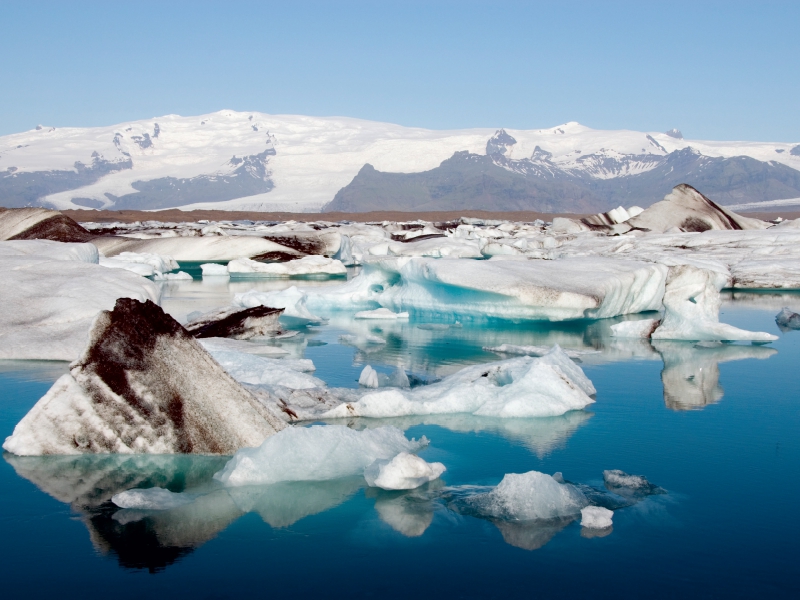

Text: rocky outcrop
xmin=3 ymin=298 xmax=285 ymax=455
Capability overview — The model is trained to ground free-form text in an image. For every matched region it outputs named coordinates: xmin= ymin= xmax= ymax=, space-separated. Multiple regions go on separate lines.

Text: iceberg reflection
xmin=653 ymin=341 xmax=777 ymax=410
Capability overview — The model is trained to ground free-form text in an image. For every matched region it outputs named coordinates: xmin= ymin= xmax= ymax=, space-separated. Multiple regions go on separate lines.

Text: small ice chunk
xmin=214 ymin=425 xmax=427 ymax=486
xmin=153 ymin=271 xmax=192 ymax=281
xmin=603 ymin=469 xmax=665 ymax=497
xmin=354 ymin=308 xmax=409 ymax=319
xmin=111 ymin=487 xmax=194 ymax=511
xmin=776 ymin=307 xmax=800 ymax=330
xmin=580 ymin=506 xmax=613 ymax=529
xmin=234 ymin=286 xmax=324 ymax=324
xmin=611 ymin=318 xmax=660 ymax=338
xmin=359 ymin=365 xmax=380 ymax=388
xmin=466 ymin=470 xmax=588 ymax=521
xmin=201 ymin=263 xmax=230 ymax=277
xmin=364 ymin=452 xmax=446 ymax=490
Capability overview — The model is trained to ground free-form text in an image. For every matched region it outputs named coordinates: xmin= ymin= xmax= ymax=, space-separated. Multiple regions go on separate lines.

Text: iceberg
xmin=652 ymin=265 xmax=778 ymax=341
xmin=184 ymin=305 xmax=284 ymax=339
xmin=320 ymin=346 xmax=595 ymax=419
xmin=322 ymin=256 xmax=668 ymax=322
xmin=354 ymin=308 xmax=409 ymax=319
xmin=3 ymin=298 xmax=285 ymax=455
xmin=364 ymin=452 xmax=446 ymax=490
xmin=463 ymin=471 xmax=588 ymax=521
xmin=112 ymin=487 xmax=195 ymax=511
xmin=603 ymin=470 xmax=665 ymax=497
xmin=197 ymin=337 xmax=289 ymax=357
xmin=234 ymin=286 xmax=325 ymax=324
xmin=776 ymin=307 xmax=800 ymax=330
xmin=610 ymin=318 xmax=660 ymax=338
xmin=580 ymin=506 xmax=613 ymax=529
xmin=98 ymin=251 xmax=179 ymax=277
xmin=92 ymin=235 xmax=303 ymax=262
xmin=0 ymin=207 xmax=94 ymax=243
xmin=200 ymin=263 xmax=230 ymax=277
xmin=358 ymin=365 xmax=380 ymax=388
xmin=626 ymin=184 xmax=770 ymax=234
xmin=484 ymin=343 xmax=599 ymax=359
xmin=227 ymin=255 xmax=347 ymax=278
xmin=0 ymin=239 xmax=98 ymax=263
xmin=214 ymin=425 xmax=427 ymax=486
xmin=0 ymin=246 xmax=161 ymax=360
xmin=203 ymin=347 xmax=321 ymax=389
xmin=153 ymin=271 xmax=192 ymax=281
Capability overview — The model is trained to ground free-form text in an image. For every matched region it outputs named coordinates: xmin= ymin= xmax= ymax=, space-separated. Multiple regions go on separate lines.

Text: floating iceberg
xmin=197 ymin=337 xmax=289 ymax=357
xmin=610 ymin=318 xmax=660 ymax=338
xmin=0 ymin=245 xmax=161 ymax=360
xmin=652 ymin=265 xmax=777 ymax=342
xmin=203 ymin=347 xmax=321 ymax=389
xmin=0 ymin=239 xmax=98 ymax=263
xmin=354 ymin=308 xmax=409 ymax=319
xmin=321 ymin=346 xmax=595 ymax=419
xmin=3 ymin=299 xmax=285 ymax=455
xmin=318 ymin=256 xmax=667 ymax=322
xmin=603 ymin=470 xmax=666 ymax=497
xmin=185 ymin=305 xmax=283 ymax=339
xmin=227 ymin=255 xmax=347 ymax=278
xmin=200 ymin=263 xmax=230 ymax=277
xmin=153 ymin=271 xmax=192 ymax=281
xmin=99 ymin=251 xmax=179 ymax=277
xmin=214 ymin=425 xmax=426 ymax=486
xmin=234 ymin=286 xmax=325 ymax=324
xmin=358 ymin=365 xmax=380 ymax=388
xmin=112 ymin=487 xmax=195 ymax=511
xmin=364 ymin=452 xmax=446 ymax=490
xmin=484 ymin=343 xmax=599 ymax=359
xmin=464 ymin=471 xmax=588 ymax=521
xmin=93 ymin=235 xmax=302 ymax=262
xmin=0 ymin=207 xmax=94 ymax=243
xmin=776 ymin=307 xmax=800 ymax=330
xmin=580 ymin=506 xmax=613 ymax=529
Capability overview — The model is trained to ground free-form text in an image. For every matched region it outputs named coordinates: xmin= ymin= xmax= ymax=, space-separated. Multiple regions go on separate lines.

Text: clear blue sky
xmin=1 ymin=0 xmax=798 ymax=141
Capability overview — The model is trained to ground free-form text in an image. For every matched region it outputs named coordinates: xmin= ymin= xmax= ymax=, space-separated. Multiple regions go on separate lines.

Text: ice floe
xmin=92 ymin=235 xmax=302 ymax=262
xmin=227 ymin=255 xmax=347 ymax=278
xmin=611 ymin=318 xmax=660 ymax=338
xmin=214 ymin=425 xmax=426 ymax=486
xmin=775 ymin=307 xmax=800 ymax=330
xmin=185 ymin=305 xmax=284 ymax=339
xmin=580 ymin=506 xmax=614 ymax=529
xmin=463 ymin=471 xmax=588 ymax=521
xmin=0 ymin=244 xmax=161 ymax=360
xmin=98 ymin=251 xmax=179 ymax=277
xmin=3 ymin=298 xmax=285 ymax=455
xmin=652 ymin=265 xmax=777 ymax=341
xmin=234 ymin=286 xmax=325 ymax=324
xmin=200 ymin=262 xmax=230 ymax=277
xmin=320 ymin=346 xmax=595 ymax=419
xmin=364 ymin=452 xmax=446 ymax=490
xmin=603 ymin=470 xmax=666 ymax=497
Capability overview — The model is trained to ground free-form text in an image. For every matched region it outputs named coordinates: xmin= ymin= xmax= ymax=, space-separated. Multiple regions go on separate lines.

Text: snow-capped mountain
xmin=1 ymin=110 xmax=798 ymax=212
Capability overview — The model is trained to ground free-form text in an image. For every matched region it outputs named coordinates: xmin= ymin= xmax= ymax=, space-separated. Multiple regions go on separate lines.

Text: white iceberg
xmin=580 ymin=506 xmax=613 ymax=529
xmin=0 ymin=239 xmax=98 ymax=263
xmin=93 ymin=235 xmax=302 ymax=262
xmin=321 ymin=346 xmax=595 ymax=419
xmin=214 ymin=425 xmax=427 ymax=486
xmin=610 ymin=318 xmax=660 ymax=338
xmin=112 ymin=487 xmax=195 ymax=511
xmin=652 ymin=265 xmax=777 ymax=342
xmin=227 ymin=255 xmax=347 ymax=278
xmin=204 ymin=348 xmax=321 ymax=390
xmin=234 ymin=286 xmax=325 ymax=324
xmin=0 ymin=248 xmax=161 ymax=360
xmin=776 ymin=307 xmax=800 ymax=330
xmin=354 ymin=308 xmax=409 ymax=319
xmin=465 ymin=471 xmax=588 ymax=521
xmin=200 ymin=263 xmax=230 ymax=277
xmin=153 ymin=271 xmax=192 ymax=281
xmin=358 ymin=365 xmax=380 ymax=388
xmin=99 ymin=251 xmax=178 ymax=277
xmin=364 ymin=452 xmax=445 ymax=490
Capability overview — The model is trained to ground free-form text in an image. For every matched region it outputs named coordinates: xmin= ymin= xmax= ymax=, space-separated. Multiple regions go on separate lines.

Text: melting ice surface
xmin=0 ymin=277 xmax=798 ymax=597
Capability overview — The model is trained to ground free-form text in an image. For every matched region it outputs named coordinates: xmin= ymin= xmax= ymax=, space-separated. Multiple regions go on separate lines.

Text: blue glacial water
xmin=0 ymin=282 xmax=798 ymax=598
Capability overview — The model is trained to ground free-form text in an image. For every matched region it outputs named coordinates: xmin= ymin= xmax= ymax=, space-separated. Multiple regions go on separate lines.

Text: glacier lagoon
xmin=0 ymin=276 xmax=798 ymax=598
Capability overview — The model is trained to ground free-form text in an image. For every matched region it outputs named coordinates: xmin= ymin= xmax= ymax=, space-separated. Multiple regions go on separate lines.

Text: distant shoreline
xmin=60 ymin=208 xmax=799 ymax=224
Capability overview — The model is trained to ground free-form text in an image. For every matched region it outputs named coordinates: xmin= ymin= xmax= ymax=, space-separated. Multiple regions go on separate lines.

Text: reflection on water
xmin=331 ymin=413 xmax=593 ymax=458
xmin=493 ymin=517 xmax=575 ymax=550
xmin=653 ymin=341 xmax=777 ymax=410
xmin=367 ymin=481 xmax=443 ymax=537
